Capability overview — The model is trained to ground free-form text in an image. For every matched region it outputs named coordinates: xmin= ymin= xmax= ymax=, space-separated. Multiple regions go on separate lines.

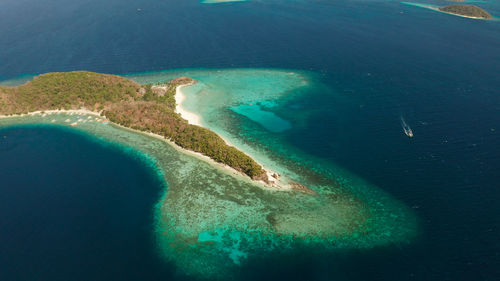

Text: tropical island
xmin=0 ymin=71 xmax=271 ymax=181
xmin=0 ymin=69 xmax=418 ymax=278
xmin=439 ymin=4 xmax=492 ymax=19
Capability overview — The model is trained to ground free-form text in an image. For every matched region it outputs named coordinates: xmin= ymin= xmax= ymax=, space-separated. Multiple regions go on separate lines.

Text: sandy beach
xmin=173 ymin=84 xmax=296 ymax=191
xmin=175 ymin=85 xmax=202 ymax=126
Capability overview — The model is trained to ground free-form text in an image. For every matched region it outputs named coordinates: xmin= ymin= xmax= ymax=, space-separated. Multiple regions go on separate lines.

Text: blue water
xmin=1 ymin=0 xmax=500 ymax=280
xmin=0 ymin=126 xmax=179 ymax=281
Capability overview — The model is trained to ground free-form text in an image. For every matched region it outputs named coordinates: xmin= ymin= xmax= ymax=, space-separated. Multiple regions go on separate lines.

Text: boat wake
xmin=400 ymin=116 xmax=414 ymax=138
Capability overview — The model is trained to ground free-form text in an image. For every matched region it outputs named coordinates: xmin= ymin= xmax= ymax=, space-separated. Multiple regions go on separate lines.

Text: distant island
xmin=401 ymin=2 xmax=494 ymax=20
xmin=0 ymin=71 xmax=270 ymax=182
xmin=439 ymin=4 xmax=492 ymax=19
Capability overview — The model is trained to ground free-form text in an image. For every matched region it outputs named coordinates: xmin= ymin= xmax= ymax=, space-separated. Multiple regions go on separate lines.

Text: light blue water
xmin=230 ymin=104 xmax=292 ymax=132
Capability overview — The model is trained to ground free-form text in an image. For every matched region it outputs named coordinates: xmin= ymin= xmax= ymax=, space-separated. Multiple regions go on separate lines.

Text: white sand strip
xmin=175 ymin=85 xmax=201 ymax=126
xmin=173 ymin=84 xmax=293 ymax=191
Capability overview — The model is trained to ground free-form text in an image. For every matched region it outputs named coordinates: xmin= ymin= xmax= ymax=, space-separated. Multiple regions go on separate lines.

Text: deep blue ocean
xmin=1 ymin=0 xmax=500 ymax=280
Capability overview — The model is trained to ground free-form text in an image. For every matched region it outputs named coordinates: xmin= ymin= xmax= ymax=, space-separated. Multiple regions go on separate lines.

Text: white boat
xmin=400 ymin=116 xmax=414 ymax=138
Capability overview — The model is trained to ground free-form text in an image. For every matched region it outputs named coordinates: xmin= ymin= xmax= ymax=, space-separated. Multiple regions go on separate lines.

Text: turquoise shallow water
xmin=126 ymin=69 xmax=313 ymax=176
xmin=125 ymin=68 xmax=418 ymax=278
xmin=127 ymin=69 xmax=369 ymax=185
xmin=230 ymin=104 xmax=291 ymax=133
xmin=0 ymin=69 xmax=417 ymax=278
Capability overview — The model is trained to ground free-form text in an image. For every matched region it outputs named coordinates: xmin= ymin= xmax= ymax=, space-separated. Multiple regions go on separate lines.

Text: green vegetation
xmin=439 ymin=4 xmax=492 ymax=19
xmin=0 ymin=71 xmax=266 ymax=180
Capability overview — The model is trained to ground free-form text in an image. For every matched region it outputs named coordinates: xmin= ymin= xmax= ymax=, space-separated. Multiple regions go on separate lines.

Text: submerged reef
xmin=0 ymin=69 xmax=418 ymax=279
xmin=128 ymin=69 xmax=418 ymax=278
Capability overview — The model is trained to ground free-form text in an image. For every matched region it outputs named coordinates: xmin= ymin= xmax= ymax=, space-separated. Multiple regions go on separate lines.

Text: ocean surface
xmin=1 ymin=0 xmax=500 ymax=280
xmin=0 ymin=125 xmax=175 ymax=281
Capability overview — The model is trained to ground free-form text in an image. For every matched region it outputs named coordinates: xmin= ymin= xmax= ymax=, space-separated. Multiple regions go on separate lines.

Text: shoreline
xmin=174 ymin=85 xmax=202 ymax=126
xmin=173 ymin=83 xmax=302 ymax=192
xmin=0 ymin=104 xmax=296 ymax=192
